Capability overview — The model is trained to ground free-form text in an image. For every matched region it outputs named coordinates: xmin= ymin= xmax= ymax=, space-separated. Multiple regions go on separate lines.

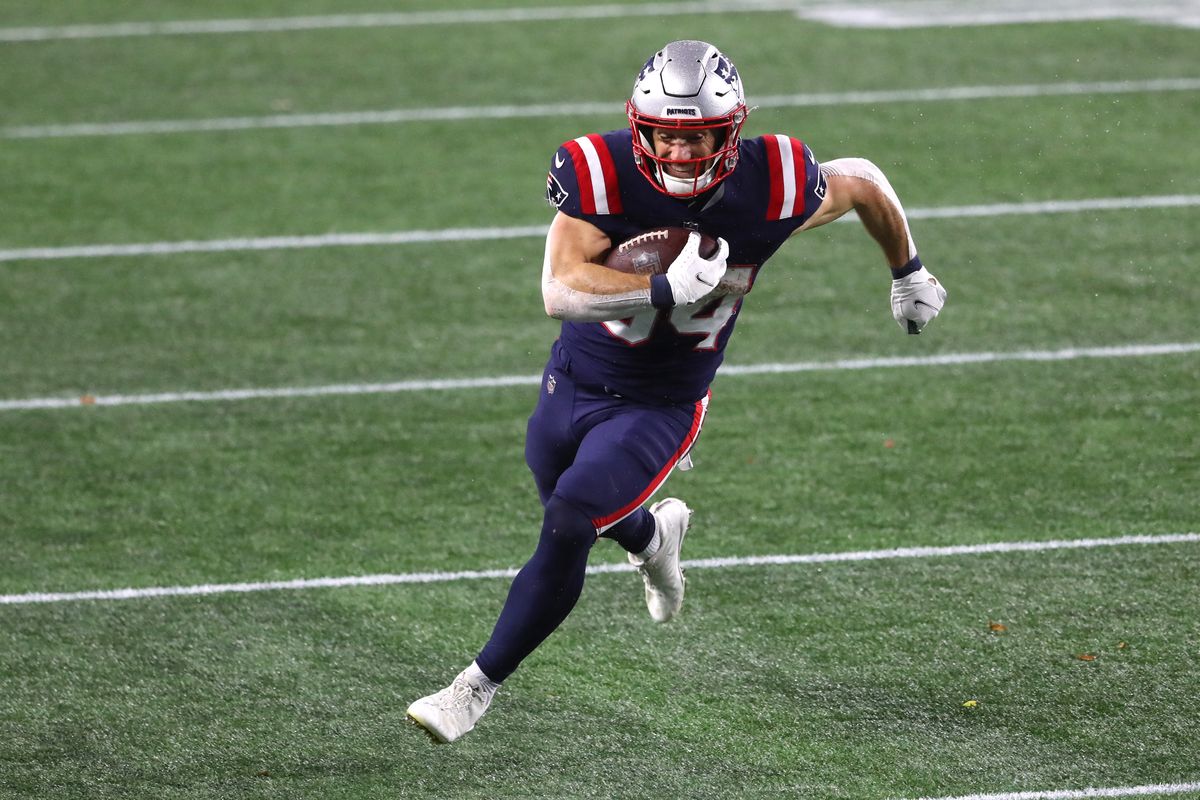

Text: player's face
xmin=651 ymin=127 xmax=718 ymax=178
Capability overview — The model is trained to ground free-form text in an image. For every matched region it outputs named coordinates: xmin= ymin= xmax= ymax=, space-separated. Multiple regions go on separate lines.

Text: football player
xmin=407 ymin=39 xmax=946 ymax=743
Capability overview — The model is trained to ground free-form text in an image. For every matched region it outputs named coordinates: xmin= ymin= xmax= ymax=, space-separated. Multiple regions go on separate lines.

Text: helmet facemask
xmin=629 ymin=110 xmax=747 ymax=198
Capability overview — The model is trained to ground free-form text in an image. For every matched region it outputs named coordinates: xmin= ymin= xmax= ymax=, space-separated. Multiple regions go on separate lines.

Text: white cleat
xmin=406 ymin=670 xmax=495 ymax=743
xmin=629 ymin=497 xmax=691 ymax=622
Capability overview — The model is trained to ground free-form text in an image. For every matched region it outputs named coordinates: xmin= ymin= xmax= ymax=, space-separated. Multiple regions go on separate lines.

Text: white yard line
xmin=6 ymin=77 xmax=1199 ymax=140
xmin=3 ymin=0 xmax=1198 ymax=42
xmin=2 ymin=342 xmax=1197 ymax=412
xmin=0 ymin=225 xmax=552 ymax=264
xmin=1 ymin=194 xmax=1198 ymax=265
xmin=804 ymin=1 xmax=1200 ymax=30
xmin=902 ymin=780 xmax=1200 ymax=800
xmin=1 ymin=532 xmax=1195 ymax=605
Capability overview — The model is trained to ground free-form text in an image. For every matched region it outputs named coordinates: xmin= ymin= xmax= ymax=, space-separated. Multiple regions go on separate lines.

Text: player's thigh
xmin=554 ymin=403 xmax=698 ymax=530
xmin=524 ymin=364 xmax=580 ymax=505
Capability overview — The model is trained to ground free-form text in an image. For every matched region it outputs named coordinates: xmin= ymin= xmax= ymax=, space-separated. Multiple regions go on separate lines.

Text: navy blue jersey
xmin=545 ymin=128 xmax=827 ymax=405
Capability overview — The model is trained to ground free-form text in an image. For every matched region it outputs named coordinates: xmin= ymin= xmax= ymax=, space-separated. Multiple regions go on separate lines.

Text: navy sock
xmin=604 ymin=507 xmax=655 ymax=554
xmin=475 ymin=495 xmax=596 ymax=683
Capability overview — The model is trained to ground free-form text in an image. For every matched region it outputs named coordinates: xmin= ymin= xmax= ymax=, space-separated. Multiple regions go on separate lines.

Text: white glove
xmin=891 ymin=266 xmax=947 ymax=334
xmin=665 ymin=233 xmax=729 ymax=306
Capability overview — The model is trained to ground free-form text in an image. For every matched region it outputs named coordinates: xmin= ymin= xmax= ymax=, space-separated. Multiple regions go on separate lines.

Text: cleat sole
xmin=406 ymin=711 xmax=450 ymax=744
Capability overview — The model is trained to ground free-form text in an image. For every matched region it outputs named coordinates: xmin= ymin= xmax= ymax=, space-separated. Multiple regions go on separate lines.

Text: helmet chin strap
xmin=659 ymin=168 xmax=715 ymax=195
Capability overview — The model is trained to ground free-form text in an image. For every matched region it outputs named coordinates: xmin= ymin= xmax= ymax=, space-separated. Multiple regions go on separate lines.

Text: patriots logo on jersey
xmin=546 ymin=172 xmax=568 ymax=209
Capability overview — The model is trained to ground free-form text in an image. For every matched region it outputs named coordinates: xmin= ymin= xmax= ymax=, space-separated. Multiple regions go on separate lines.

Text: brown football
xmin=603 ymin=227 xmax=720 ymax=275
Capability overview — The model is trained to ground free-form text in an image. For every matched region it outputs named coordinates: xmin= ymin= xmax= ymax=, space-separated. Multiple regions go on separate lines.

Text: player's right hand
xmin=665 ymin=233 xmax=729 ymax=306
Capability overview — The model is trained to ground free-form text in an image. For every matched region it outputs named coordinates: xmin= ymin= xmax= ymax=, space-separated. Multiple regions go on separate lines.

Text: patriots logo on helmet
xmin=714 ymin=54 xmax=740 ymax=90
xmin=546 ymin=172 xmax=569 ymax=208
xmin=634 ymin=56 xmax=656 ymax=87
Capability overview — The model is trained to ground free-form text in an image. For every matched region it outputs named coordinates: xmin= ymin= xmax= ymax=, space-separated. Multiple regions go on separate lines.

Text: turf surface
xmin=1 ymin=3 xmax=1198 ymax=799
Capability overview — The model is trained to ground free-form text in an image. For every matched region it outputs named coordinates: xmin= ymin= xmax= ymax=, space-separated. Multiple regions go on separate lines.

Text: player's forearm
xmin=541 ymin=212 xmax=657 ymax=321
xmin=852 ymin=188 xmax=912 ymax=267
xmin=553 ymin=257 xmax=651 ymax=296
xmin=820 ymin=158 xmax=917 ymax=268
xmin=541 ymin=253 xmax=653 ymax=322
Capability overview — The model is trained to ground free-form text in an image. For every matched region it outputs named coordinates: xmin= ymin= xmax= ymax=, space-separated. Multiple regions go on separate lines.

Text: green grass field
xmin=2 ymin=3 xmax=1199 ymax=799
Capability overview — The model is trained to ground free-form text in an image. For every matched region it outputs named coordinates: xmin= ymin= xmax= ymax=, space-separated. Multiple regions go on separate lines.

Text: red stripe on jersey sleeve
xmin=563 ymin=139 xmax=596 ymax=215
xmin=788 ymin=137 xmax=809 ymax=217
xmin=586 ymin=133 xmax=623 ymax=215
xmin=764 ymin=135 xmax=785 ymax=221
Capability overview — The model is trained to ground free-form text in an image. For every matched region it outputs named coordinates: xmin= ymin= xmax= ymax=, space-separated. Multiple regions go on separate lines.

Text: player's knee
xmin=540 ymin=494 xmax=597 ymax=553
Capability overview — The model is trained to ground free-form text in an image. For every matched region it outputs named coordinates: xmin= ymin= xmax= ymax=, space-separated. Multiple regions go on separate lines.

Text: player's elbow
xmin=822 ymin=157 xmax=883 ymax=180
xmin=541 ymin=280 xmax=572 ymax=320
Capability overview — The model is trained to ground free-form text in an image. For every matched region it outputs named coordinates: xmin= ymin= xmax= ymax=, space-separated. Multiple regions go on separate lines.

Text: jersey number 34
xmin=603 ymin=292 xmax=740 ymax=351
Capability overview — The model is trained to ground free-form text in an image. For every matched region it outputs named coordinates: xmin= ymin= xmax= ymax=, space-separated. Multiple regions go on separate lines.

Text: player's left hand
xmin=890 ymin=266 xmax=947 ymax=334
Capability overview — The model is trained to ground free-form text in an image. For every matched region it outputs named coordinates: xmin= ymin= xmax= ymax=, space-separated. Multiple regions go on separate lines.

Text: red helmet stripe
xmin=766 ymin=135 xmax=808 ymax=220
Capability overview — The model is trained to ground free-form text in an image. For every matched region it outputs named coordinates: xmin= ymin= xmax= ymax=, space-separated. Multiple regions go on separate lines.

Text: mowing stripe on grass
xmin=7 ymin=78 xmax=1199 ymax=139
xmin=2 ymin=342 xmax=1197 ymax=412
xmin=1 ymin=194 xmax=1197 ymax=264
xmin=903 ymin=779 xmax=1200 ymax=799
xmin=1 ymin=533 xmax=1195 ymax=606
xmin=4 ymin=0 xmax=1198 ymax=42
xmin=0 ymin=2 xmax=832 ymax=42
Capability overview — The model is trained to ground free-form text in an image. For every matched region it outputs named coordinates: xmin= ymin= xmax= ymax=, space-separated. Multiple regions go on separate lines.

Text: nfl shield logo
xmin=546 ymin=374 xmax=557 ymax=395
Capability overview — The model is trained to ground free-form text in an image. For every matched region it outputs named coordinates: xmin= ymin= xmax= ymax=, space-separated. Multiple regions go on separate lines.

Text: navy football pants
xmin=475 ymin=360 xmax=707 ymax=683
xmin=524 ymin=361 xmax=707 ymax=531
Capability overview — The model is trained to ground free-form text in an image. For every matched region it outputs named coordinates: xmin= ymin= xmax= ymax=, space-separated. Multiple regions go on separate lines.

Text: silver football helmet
xmin=627 ymin=40 xmax=749 ymax=197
